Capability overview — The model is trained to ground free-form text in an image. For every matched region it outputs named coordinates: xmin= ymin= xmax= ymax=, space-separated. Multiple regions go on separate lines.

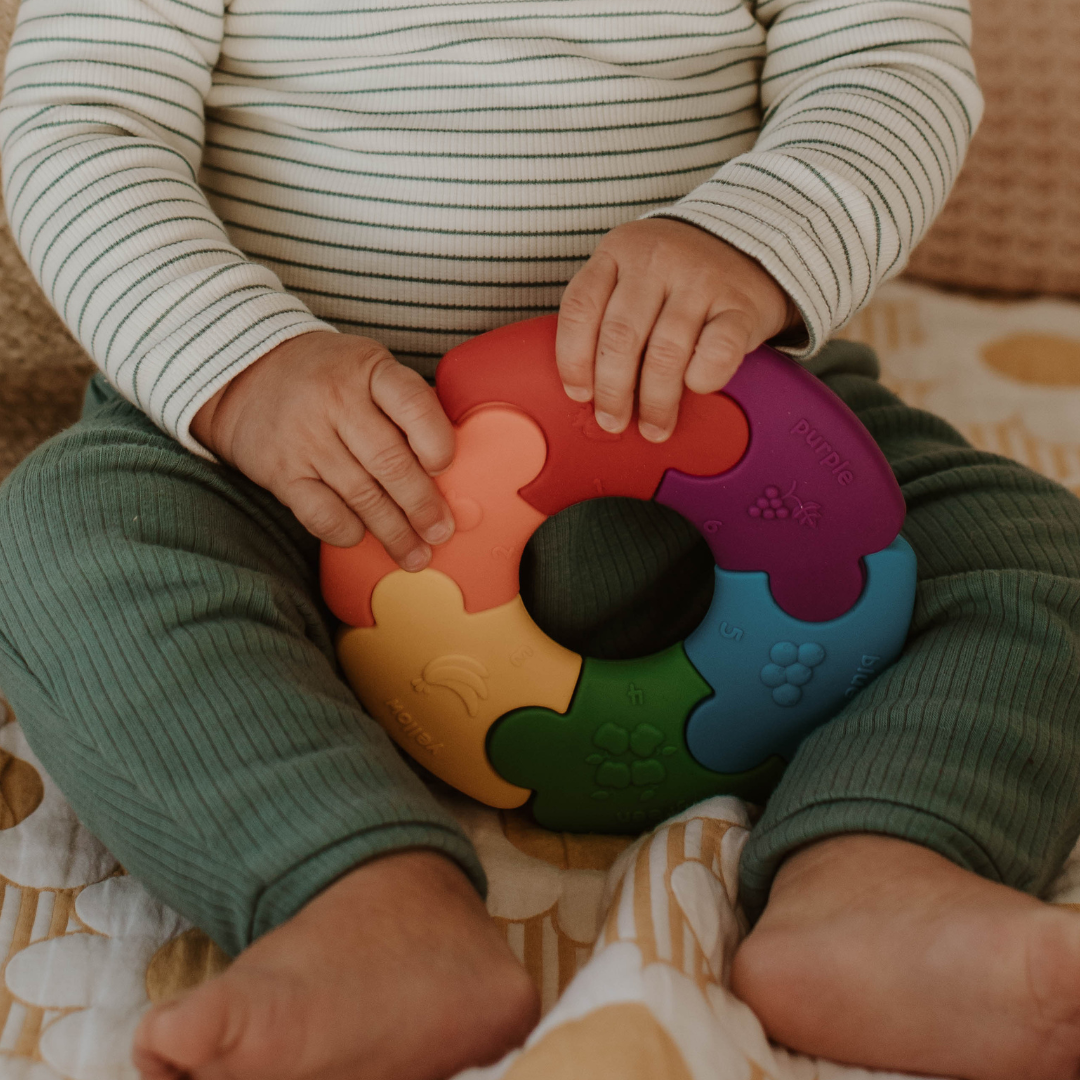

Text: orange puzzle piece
xmin=322 ymin=406 xmax=549 ymax=628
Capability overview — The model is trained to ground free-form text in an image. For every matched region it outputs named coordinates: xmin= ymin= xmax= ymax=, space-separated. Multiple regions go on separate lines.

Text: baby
xmin=2 ymin=2 xmax=1080 ymax=1079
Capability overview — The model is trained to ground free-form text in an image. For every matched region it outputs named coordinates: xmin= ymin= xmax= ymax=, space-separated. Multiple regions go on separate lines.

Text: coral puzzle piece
xmin=436 ymin=315 xmax=750 ymax=514
xmin=322 ymin=406 xmax=549 ymax=628
xmin=488 ymin=645 xmax=784 ymax=833
xmin=337 ymin=567 xmax=581 ymax=808
xmin=683 ymin=537 xmax=917 ymax=774
xmin=655 ymin=346 xmax=906 ymax=622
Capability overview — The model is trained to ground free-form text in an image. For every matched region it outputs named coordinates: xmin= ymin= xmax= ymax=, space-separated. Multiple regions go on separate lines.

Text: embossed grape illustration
xmin=586 ymin=722 xmax=678 ymax=802
xmin=759 ymin=641 xmax=826 ymax=705
xmin=747 ymin=481 xmax=821 ymax=527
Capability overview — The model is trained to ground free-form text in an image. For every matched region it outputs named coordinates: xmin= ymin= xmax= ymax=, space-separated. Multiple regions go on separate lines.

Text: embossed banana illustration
xmin=412 ymin=655 xmax=490 ymax=716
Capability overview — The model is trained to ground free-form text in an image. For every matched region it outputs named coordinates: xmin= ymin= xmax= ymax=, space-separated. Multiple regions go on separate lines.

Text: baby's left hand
xmin=556 ymin=218 xmax=801 ymax=442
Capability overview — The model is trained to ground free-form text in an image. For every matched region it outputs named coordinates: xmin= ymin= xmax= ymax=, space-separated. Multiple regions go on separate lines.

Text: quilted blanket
xmin=3 ymin=277 xmax=1080 ymax=1078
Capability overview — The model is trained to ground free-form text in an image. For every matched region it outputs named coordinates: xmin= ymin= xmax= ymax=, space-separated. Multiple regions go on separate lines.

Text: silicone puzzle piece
xmin=683 ymin=537 xmax=917 ymax=774
xmin=488 ymin=644 xmax=784 ymax=833
xmin=436 ymin=315 xmax=751 ymax=514
xmin=322 ymin=315 xmax=917 ymax=831
xmin=322 ymin=406 xmax=549 ymax=627
xmin=337 ymin=567 xmax=581 ymax=808
xmin=655 ymin=347 xmax=906 ymax=622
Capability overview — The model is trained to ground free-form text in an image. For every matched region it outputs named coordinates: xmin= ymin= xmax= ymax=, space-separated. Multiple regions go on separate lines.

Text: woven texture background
xmin=0 ymin=0 xmax=94 ymax=483
xmin=904 ymin=0 xmax=1080 ymax=295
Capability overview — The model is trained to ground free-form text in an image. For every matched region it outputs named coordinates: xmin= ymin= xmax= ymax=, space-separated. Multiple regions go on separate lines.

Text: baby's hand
xmin=191 ymin=331 xmax=455 ymax=570
xmin=556 ymin=218 xmax=801 ymax=442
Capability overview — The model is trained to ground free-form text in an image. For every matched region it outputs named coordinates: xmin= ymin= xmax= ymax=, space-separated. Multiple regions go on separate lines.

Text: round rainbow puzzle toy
xmin=322 ymin=315 xmax=917 ymax=833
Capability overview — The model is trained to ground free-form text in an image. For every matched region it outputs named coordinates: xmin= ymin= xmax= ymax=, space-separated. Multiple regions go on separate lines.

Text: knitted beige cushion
xmin=905 ymin=0 xmax=1080 ymax=295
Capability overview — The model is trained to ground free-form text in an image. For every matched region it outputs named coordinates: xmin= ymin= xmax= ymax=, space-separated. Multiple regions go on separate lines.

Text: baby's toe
xmin=133 ymin=969 xmax=311 ymax=1080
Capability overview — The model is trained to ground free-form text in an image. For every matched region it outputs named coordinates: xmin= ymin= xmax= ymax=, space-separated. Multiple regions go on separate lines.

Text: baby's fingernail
xmin=594 ymin=411 xmax=620 ymax=432
xmin=563 ymin=384 xmax=591 ymax=402
xmin=639 ymin=423 xmax=669 ymax=443
xmin=425 ymin=519 xmax=454 ymax=544
xmin=404 ymin=546 xmax=431 ymax=572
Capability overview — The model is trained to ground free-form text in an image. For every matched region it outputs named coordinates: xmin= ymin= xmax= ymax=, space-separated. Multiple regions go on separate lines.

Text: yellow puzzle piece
xmin=337 ymin=569 xmax=582 ymax=807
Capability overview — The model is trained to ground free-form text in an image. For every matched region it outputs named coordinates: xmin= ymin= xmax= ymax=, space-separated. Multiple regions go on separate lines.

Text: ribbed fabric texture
xmin=513 ymin=341 xmax=1080 ymax=911
xmin=0 ymin=0 xmax=981 ymax=453
xmin=487 ymin=342 xmax=1080 ymax=914
xmin=1 ymin=342 xmax=1079 ymax=946
xmin=739 ymin=341 xmax=1080 ymax=914
xmin=0 ymin=376 xmax=484 ymax=955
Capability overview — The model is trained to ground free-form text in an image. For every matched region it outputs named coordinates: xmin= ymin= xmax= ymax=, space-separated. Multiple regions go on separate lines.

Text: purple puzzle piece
xmin=655 ymin=346 xmax=905 ymax=623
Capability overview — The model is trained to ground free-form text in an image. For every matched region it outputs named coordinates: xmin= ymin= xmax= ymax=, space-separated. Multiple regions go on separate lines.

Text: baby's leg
xmin=733 ymin=342 xmax=1080 ymax=1079
xmin=0 ymin=376 xmax=536 ymax=1080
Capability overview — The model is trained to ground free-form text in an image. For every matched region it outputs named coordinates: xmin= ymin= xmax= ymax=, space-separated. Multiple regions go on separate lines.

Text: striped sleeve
xmin=0 ymin=0 xmax=335 ymax=453
xmin=646 ymin=0 xmax=984 ymax=356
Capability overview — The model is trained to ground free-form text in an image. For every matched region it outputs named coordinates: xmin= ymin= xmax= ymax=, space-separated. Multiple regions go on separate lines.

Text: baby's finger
xmin=591 ymin=281 xmax=664 ymax=433
xmin=342 ymin=414 xmax=454 ymax=549
xmin=636 ymin=300 xmax=706 ymax=442
xmin=683 ymin=308 xmax=755 ymax=395
xmin=281 ymin=474 xmax=368 ymax=550
xmin=556 ymin=253 xmax=618 ymax=403
xmin=369 ymin=359 xmax=455 ymax=477
xmin=317 ymin=440 xmax=434 ymax=569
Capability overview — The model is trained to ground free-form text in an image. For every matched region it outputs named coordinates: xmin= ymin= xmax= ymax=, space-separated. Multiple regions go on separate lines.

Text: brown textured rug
xmin=0 ymin=215 xmax=94 ymax=483
xmin=0 ymin=0 xmax=93 ymax=484
xmin=1 ymin=0 xmax=1079 ymax=484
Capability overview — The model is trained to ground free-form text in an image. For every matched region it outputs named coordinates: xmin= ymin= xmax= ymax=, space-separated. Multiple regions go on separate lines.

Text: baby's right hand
xmin=191 ymin=331 xmax=455 ymax=570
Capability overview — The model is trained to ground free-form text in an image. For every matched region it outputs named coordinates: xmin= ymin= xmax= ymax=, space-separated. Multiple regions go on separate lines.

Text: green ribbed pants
xmin=0 ymin=341 xmax=1079 ymax=953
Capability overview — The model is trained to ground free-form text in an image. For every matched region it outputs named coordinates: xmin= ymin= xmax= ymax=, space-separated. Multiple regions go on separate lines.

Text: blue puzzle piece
xmin=684 ymin=537 xmax=916 ymax=773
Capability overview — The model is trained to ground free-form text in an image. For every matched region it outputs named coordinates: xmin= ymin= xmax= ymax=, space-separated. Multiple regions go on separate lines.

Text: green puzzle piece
xmin=487 ymin=643 xmax=786 ymax=833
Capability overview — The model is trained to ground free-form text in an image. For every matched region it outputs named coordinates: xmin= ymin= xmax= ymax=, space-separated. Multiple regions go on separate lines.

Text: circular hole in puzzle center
xmin=518 ymin=496 xmax=715 ymax=661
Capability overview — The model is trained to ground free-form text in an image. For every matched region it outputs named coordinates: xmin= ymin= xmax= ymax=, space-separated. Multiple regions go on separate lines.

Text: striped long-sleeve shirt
xmin=0 ymin=0 xmax=981 ymax=453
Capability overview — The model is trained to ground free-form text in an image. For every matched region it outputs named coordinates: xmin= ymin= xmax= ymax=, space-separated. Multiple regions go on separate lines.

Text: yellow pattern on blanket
xmin=837 ymin=282 xmax=1080 ymax=499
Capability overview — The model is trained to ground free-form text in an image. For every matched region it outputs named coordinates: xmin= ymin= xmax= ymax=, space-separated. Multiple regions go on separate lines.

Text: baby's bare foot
xmin=731 ymin=834 xmax=1080 ymax=1080
xmin=132 ymin=850 xmax=539 ymax=1080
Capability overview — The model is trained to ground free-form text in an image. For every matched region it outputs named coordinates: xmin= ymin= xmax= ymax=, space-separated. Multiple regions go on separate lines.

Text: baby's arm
xmin=0 ymin=0 xmax=452 ymax=569
xmin=556 ymin=218 xmax=799 ymax=443
xmin=0 ymin=0 xmax=331 ymax=454
xmin=559 ymin=0 xmax=983 ymax=435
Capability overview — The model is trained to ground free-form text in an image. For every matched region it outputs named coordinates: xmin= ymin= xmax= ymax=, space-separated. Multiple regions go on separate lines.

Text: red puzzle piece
xmin=436 ymin=315 xmax=750 ymax=516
